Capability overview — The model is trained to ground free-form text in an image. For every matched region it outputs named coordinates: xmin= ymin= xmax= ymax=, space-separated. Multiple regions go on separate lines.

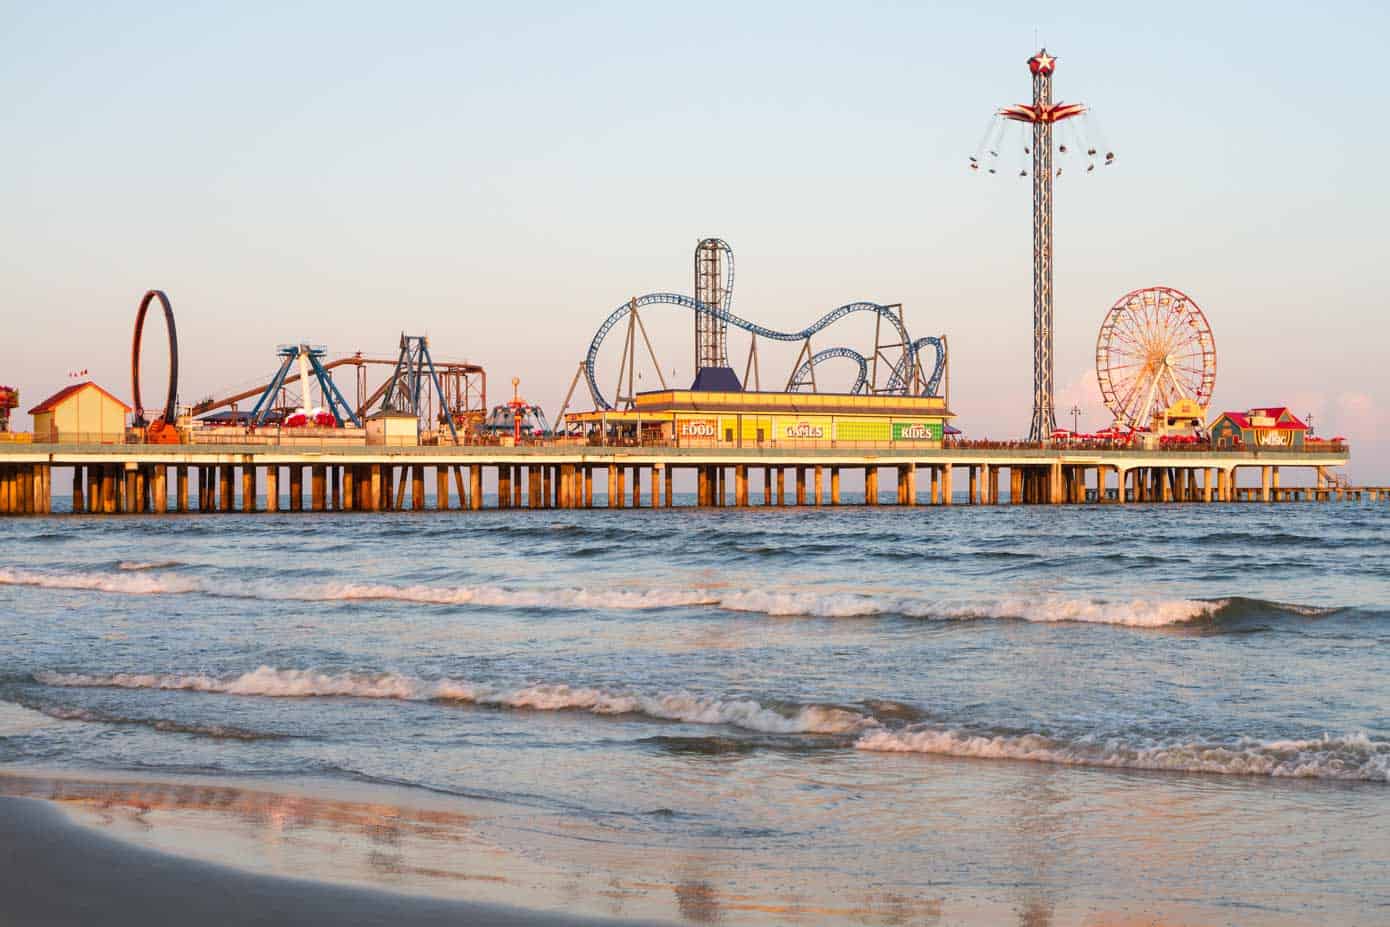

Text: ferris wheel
xmin=1096 ymin=286 xmax=1216 ymax=430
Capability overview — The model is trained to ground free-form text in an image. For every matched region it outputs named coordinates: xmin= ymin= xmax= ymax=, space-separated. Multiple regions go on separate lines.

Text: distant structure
xmin=691 ymin=238 xmax=741 ymax=391
xmin=28 ymin=381 xmax=130 ymax=443
xmin=975 ymin=49 xmax=1112 ymax=441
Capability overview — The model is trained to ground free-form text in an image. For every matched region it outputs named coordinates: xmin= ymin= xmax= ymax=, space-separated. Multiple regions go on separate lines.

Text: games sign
xmin=782 ymin=421 xmax=827 ymax=440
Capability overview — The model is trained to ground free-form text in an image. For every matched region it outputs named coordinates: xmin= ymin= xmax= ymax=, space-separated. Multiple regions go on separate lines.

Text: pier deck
xmin=0 ymin=443 xmax=1368 ymax=515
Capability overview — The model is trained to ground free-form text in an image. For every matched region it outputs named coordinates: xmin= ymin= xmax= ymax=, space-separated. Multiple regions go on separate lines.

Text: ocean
xmin=1 ymin=498 xmax=1387 ymax=924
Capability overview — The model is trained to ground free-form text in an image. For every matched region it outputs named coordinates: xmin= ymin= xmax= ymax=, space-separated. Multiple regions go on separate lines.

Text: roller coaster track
xmin=584 ymin=293 xmax=947 ymax=411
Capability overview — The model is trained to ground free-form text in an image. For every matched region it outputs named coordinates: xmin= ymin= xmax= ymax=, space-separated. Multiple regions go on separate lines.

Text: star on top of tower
xmin=1028 ymin=50 xmax=1056 ymax=75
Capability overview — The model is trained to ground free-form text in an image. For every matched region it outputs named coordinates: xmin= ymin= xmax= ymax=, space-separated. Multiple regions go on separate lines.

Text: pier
xmin=0 ymin=443 xmax=1373 ymax=516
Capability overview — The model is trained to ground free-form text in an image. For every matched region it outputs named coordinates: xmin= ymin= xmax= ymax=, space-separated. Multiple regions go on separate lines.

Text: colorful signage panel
xmin=892 ymin=421 xmax=943 ymax=441
xmin=677 ymin=418 xmax=718 ymax=440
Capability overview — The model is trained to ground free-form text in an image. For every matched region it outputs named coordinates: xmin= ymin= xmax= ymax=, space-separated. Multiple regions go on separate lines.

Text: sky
xmin=3 ymin=1 xmax=1387 ymax=477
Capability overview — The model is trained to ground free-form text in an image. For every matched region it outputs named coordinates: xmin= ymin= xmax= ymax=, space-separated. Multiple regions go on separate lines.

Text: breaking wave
xmin=33 ymin=704 xmax=283 ymax=741
xmin=0 ymin=567 xmax=202 ymax=596
xmin=34 ymin=668 xmax=875 ymax=736
xmin=855 ymin=728 xmax=1390 ymax=781
xmin=0 ymin=567 xmax=1343 ymax=627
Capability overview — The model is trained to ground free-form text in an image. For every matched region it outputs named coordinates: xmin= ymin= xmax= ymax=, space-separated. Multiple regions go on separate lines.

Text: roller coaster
xmin=571 ymin=240 xmax=947 ymax=414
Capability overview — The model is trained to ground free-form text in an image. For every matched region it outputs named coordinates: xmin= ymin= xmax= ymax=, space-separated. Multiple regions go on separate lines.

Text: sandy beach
xmin=0 ymin=793 xmax=663 ymax=927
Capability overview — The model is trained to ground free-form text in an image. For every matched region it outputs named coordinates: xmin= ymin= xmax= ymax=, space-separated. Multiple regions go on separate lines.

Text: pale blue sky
xmin=3 ymin=1 xmax=1386 ymax=475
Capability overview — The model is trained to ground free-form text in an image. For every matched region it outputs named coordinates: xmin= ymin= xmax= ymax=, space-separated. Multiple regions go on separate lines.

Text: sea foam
xmin=35 ymin=668 xmax=875 ymax=735
xmin=855 ymin=727 xmax=1390 ymax=781
xmin=0 ymin=566 xmax=1258 ymax=627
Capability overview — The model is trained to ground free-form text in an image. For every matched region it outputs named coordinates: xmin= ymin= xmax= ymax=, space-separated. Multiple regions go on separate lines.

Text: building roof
xmin=1213 ymin=408 xmax=1308 ymax=431
xmin=27 ymin=381 xmax=132 ymax=415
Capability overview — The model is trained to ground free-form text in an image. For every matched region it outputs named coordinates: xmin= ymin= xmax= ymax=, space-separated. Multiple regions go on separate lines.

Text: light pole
xmin=1070 ymin=404 xmax=1081 ymax=436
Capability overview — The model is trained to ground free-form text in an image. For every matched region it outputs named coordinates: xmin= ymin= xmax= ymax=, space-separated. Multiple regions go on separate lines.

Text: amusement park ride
xmin=554 ymin=238 xmax=949 ymax=428
xmin=1096 ymin=286 xmax=1217 ymax=433
xmin=974 ymin=49 xmax=1115 ymax=441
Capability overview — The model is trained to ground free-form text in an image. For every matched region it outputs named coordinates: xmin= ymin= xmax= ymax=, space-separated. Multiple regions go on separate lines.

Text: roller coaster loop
xmin=131 ymin=289 xmax=179 ymax=426
xmin=583 ymin=293 xmax=946 ymax=411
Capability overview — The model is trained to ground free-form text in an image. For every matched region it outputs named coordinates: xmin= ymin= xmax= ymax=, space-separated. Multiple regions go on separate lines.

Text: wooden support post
xmin=831 ymin=467 xmax=841 ymax=506
xmin=629 ymin=465 xmax=639 ymax=508
xmin=796 ymin=467 xmax=806 ymax=506
xmin=776 ymin=467 xmax=786 ymax=506
xmin=608 ymin=464 xmax=618 ymax=508
xmin=814 ymin=466 xmax=824 ymax=506
xmin=617 ymin=465 xmax=627 ymax=508
xmin=933 ymin=467 xmax=943 ymax=505
xmin=715 ymin=467 xmax=724 ymax=507
xmin=735 ymin=465 xmax=748 ymax=507
xmin=968 ymin=466 xmax=978 ymax=505
xmin=650 ymin=465 xmax=660 ymax=508
xmin=408 ymin=465 xmax=422 ymax=511
xmin=1260 ymin=466 xmax=1271 ymax=503
xmin=865 ymin=466 xmax=878 ymax=506
xmin=287 ymin=466 xmax=301 ymax=511
xmin=941 ymin=464 xmax=953 ymax=505
xmin=437 ymin=466 xmax=449 ymax=510
xmin=173 ymin=466 xmax=186 ymax=513
xmin=664 ymin=465 xmax=673 ymax=507
xmin=498 ymin=466 xmax=511 ymax=509
xmin=468 ymin=466 xmax=480 ymax=510
xmin=907 ymin=463 xmax=918 ymax=506
xmin=242 ymin=466 xmax=255 ymax=513
xmin=72 ymin=466 xmax=85 ymax=514
xmin=217 ymin=466 xmax=231 ymax=513
xmin=150 ymin=465 xmax=164 ymax=515
xmin=761 ymin=467 xmax=772 ymax=506
xmin=264 ymin=465 xmax=279 ymax=513
xmin=542 ymin=466 xmax=552 ymax=509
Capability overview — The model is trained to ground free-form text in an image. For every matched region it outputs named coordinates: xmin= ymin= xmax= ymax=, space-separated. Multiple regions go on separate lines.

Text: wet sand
xmin=0 ymin=795 xmax=658 ymax=926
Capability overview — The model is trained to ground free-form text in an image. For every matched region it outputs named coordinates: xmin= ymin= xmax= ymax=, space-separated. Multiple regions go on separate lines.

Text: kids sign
xmin=892 ymin=422 xmax=943 ymax=441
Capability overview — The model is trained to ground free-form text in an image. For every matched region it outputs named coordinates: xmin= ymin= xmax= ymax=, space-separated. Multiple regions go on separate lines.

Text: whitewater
xmin=2 ymin=499 xmax=1388 ymax=923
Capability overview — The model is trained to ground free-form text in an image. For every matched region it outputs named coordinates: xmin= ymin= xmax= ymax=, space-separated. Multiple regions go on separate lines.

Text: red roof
xmin=27 ymin=381 xmax=132 ymax=415
xmin=1214 ymin=408 xmax=1308 ymax=431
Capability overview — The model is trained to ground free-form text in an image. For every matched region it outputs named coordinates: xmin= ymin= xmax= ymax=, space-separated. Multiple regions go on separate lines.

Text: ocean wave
xmin=311 ymin=583 xmax=719 ymax=610
xmin=855 ymin=728 xmax=1390 ymax=781
xmin=0 ymin=566 xmax=1350 ymax=627
xmin=0 ymin=567 xmax=202 ymax=596
xmin=116 ymin=560 xmax=184 ymax=572
xmin=34 ymin=704 xmax=283 ymax=741
xmin=34 ymin=668 xmax=876 ymax=736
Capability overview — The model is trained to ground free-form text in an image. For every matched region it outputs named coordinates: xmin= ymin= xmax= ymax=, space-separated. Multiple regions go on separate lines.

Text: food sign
xmin=679 ymin=419 xmax=718 ymax=439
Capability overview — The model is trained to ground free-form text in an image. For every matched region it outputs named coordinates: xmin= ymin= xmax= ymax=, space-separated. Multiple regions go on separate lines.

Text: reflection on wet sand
xmin=0 ymin=771 xmax=953 ymax=925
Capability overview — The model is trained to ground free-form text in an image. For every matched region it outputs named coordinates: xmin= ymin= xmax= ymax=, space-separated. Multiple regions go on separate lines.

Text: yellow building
xmin=568 ymin=390 xmax=954 ymax=447
xmin=28 ymin=381 xmax=130 ymax=443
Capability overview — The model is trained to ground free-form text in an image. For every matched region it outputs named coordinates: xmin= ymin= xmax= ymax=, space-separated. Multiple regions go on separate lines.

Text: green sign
xmin=892 ymin=421 xmax=943 ymax=441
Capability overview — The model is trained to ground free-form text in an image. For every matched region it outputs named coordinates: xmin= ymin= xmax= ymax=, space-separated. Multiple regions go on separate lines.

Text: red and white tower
xmin=996 ymin=50 xmax=1089 ymax=441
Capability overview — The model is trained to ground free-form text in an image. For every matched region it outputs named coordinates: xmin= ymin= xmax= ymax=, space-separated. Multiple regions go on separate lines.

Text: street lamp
xmin=1069 ymin=404 xmax=1082 ymax=436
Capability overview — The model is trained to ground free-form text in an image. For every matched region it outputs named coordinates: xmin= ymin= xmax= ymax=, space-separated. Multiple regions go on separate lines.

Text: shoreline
xmin=0 ymin=792 xmax=661 ymax=927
